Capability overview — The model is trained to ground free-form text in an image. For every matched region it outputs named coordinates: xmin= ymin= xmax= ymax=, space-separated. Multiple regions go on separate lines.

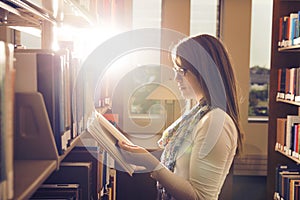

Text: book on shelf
xmin=73 ymin=59 xmax=85 ymax=135
xmin=45 ymin=162 xmax=93 ymax=200
xmin=290 ymin=179 xmax=300 ymax=200
xmin=285 ymin=115 xmax=300 ymax=157
xmin=289 ymin=13 xmax=298 ymax=46
xmin=64 ymin=145 xmax=103 ymax=200
xmin=276 ymin=118 xmax=287 ymax=151
xmin=281 ymin=173 xmax=300 ymax=200
xmin=30 ymin=184 xmax=80 ymax=200
xmin=277 ymin=68 xmax=286 ymax=99
xmin=296 ymin=68 xmax=300 ymax=102
xmin=275 ymin=165 xmax=300 ymax=200
xmin=277 ymin=67 xmax=300 ymax=102
xmin=14 ymin=49 xmax=73 ymax=155
xmin=87 ymin=111 xmax=135 ymax=176
xmin=278 ymin=12 xmax=300 ymax=47
xmin=0 ymin=42 xmax=15 ymax=200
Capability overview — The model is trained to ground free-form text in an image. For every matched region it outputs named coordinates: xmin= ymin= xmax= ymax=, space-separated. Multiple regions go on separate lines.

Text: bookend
xmin=14 ymin=92 xmax=58 ymax=162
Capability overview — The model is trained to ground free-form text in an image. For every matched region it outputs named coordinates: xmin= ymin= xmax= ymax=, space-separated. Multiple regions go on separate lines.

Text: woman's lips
xmin=178 ymin=85 xmax=186 ymax=90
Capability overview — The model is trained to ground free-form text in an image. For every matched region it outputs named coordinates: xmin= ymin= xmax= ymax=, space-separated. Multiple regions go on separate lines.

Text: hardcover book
xmin=45 ymin=162 xmax=93 ymax=200
xmin=30 ymin=184 xmax=80 ymax=200
xmin=286 ymin=115 xmax=300 ymax=156
xmin=87 ymin=111 xmax=135 ymax=175
xmin=14 ymin=49 xmax=72 ymax=155
xmin=0 ymin=41 xmax=15 ymax=200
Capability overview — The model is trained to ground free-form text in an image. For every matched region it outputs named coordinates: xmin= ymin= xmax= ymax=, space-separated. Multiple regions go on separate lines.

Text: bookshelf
xmin=267 ymin=0 xmax=300 ymax=199
xmin=0 ymin=1 xmax=100 ymax=200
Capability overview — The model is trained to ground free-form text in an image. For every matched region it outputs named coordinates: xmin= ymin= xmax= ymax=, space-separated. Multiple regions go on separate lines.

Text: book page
xmin=96 ymin=113 xmax=133 ymax=145
xmin=87 ymin=112 xmax=135 ymax=175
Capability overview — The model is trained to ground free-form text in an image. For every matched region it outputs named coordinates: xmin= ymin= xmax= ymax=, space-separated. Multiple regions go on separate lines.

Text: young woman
xmin=118 ymin=34 xmax=244 ymax=200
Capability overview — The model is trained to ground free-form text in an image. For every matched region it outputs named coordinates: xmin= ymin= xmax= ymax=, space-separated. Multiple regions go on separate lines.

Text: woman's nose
xmin=174 ymin=73 xmax=183 ymax=82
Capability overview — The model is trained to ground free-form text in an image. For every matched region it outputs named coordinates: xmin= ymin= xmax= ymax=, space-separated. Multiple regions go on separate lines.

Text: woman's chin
xmin=180 ymin=90 xmax=197 ymax=100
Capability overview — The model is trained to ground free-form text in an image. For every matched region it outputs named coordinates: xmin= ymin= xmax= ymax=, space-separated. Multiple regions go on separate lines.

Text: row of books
xmin=0 ymin=42 xmax=91 ymax=199
xmin=0 ymin=42 xmax=15 ymax=200
xmin=276 ymin=115 xmax=300 ymax=158
xmin=277 ymin=67 xmax=300 ymax=102
xmin=275 ymin=165 xmax=300 ymax=200
xmin=30 ymin=146 xmax=101 ymax=200
xmin=278 ymin=11 xmax=300 ymax=47
xmin=14 ymin=48 xmax=86 ymax=155
xmin=27 ymin=136 xmax=118 ymax=200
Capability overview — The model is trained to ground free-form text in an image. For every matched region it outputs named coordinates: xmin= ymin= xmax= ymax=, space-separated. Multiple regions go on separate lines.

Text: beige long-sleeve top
xmin=152 ymin=108 xmax=238 ymax=200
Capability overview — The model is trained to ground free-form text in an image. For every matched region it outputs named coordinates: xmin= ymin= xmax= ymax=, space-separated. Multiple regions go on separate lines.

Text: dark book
xmin=45 ymin=162 xmax=92 ymax=200
xmin=14 ymin=49 xmax=72 ymax=155
xmin=295 ymin=67 xmax=300 ymax=101
xmin=64 ymin=145 xmax=103 ymax=200
xmin=0 ymin=41 xmax=15 ymax=200
xmin=30 ymin=184 xmax=80 ymax=200
xmin=275 ymin=165 xmax=300 ymax=199
xmin=277 ymin=68 xmax=286 ymax=99
xmin=276 ymin=118 xmax=286 ymax=151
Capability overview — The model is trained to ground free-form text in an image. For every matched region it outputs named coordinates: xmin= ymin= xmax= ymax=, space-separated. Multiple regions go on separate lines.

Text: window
xmin=190 ymin=0 xmax=219 ymax=36
xmin=121 ymin=0 xmax=220 ymax=133
xmin=248 ymin=0 xmax=273 ymax=121
xmin=124 ymin=0 xmax=162 ymax=116
xmin=127 ymin=65 xmax=162 ymax=115
xmin=132 ymin=0 xmax=162 ymax=29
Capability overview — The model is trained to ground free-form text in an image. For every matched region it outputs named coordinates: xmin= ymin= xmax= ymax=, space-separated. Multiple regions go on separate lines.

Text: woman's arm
xmin=118 ymin=109 xmax=237 ymax=200
xmin=151 ymin=166 xmax=199 ymax=200
xmin=118 ymin=141 xmax=199 ymax=200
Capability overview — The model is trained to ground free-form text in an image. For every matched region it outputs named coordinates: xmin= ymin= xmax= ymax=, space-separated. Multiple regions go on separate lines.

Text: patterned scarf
xmin=156 ymin=99 xmax=211 ymax=199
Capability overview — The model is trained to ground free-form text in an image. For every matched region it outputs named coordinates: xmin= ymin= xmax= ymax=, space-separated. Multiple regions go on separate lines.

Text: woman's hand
xmin=118 ymin=141 xmax=161 ymax=172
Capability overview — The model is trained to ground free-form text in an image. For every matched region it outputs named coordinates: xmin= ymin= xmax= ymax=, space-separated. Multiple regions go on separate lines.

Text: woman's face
xmin=173 ymin=57 xmax=203 ymax=101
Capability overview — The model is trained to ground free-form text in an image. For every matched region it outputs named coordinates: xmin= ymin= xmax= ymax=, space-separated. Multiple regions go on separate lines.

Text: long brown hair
xmin=173 ymin=34 xmax=244 ymax=156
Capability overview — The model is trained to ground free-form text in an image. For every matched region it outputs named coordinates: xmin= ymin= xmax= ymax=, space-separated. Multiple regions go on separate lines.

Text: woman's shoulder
xmin=200 ymin=108 xmax=235 ymax=127
xmin=195 ymin=108 xmax=238 ymax=141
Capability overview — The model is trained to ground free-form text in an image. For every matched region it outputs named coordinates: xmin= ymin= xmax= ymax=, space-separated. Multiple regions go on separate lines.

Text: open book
xmin=87 ymin=111 xmax=135 ymax=175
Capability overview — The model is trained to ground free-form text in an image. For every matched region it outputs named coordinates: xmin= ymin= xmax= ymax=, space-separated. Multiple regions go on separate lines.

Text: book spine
xmin=0 ymin=42 xmax=15 ymax=200
xmin=289 ymin=13 xmax=299 ymax=46
xmin=277 ymin=118 xmax=287 ymax=151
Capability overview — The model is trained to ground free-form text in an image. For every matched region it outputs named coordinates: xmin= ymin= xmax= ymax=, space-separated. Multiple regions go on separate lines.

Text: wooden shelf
xmin=276 ymin=97 xmax=300 ymax=106
xmin=278 ymin=44 xmax=300 ymax=52
xmin=0 ymin=0 xmax=56 ymax=27
xmin=13 ymin=92 xmax=83 ymax=199
xmin=0 ymin=0 xmax=98 ymax=28
xmin=275 ymin=145 xmax=300 ymax=164
xmin=0 ymin=0 xmax=100 ymax=198
xmin=14 ymin=160 xmax=57 ymax=200
xmin=63 ymin=0 xmax=98 ymax=27
xmin=58 ymin=134 xmax=82 ymax=163
xmin=267 ymin=0 xmax=300 ymax=199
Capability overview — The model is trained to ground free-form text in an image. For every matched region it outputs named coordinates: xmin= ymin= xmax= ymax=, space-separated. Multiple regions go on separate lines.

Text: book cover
xmin=292 ymin=124 xmax=299 ymax=158
xmin=283 ymin=16 xmax=290 ymax=47
xmin=64 ymin=145 xmax=103 ymax=200
xmin=295 ymin=67 xmax=300 ymax=101
xmin=285 ymin=68 xmax=291 ymax=100
xmin=290 ymin=179 xmax=300 ymax=200
xmin=285 ymin=67 xmax=296 ymax=101
xmin=281 ymin=173 xmax=300 ymax=199
xmin=14 ymin=49 xmax=72 ymax=155
xmin=276 ymin=118 xmax=286 ymax=151
xmin=286 ymin=115 xmax=300 ymax=155
xmin=289 ymin=13 xmax=299 ymax=46
xmin=45 ymin=162 xmax=93 ymax=200
xmin=30 ymin=184 xmax=80 ymax=200
xmin=275 ymin=165 xmax=295 ymax=197
xmin=279 ymin=16 xmax=284 ymax=47
xmin=277 ymin=68 xmax=286 ymax=99
xmin=87 ymin=111 xmax=135 ymax=175
xmin=0 ymin=42 xmax=15 ymax=200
